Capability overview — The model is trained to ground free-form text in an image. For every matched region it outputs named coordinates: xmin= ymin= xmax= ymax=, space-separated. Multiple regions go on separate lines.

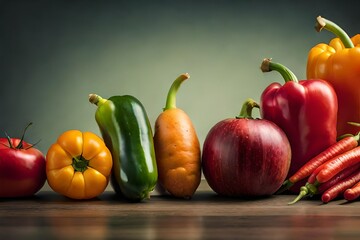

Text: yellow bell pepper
xmin=307 ymin=16 xmax=360 ymax=137
xmin=46 ymin=130 xmax=112 ymax=199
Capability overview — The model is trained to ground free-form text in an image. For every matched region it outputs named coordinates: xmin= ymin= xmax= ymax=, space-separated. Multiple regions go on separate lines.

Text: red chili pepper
xmin=344 ymin=180 xmax=360 ymax=201
xmin=308 ymin=146 xmax=360 ymax=185
xmin=318 ymin=163 xmax=360 ymax=194
xmin=321 ymin=170 xmax=360 ymax=203
xmin=260 ymin=58 xmax=338 ymax=193
xmin=277 ymin=133 xmax=359 ymax=193
xmin=307 ymin=164 xmax=325 ymax=184
xmin=316 ymin=147 xmax=360 ymax=183
xmin=288 ymin=163 xmax=360 ymax=205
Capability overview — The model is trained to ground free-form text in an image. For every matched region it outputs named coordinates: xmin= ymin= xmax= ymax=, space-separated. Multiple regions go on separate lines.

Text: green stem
xmin=72 ymin=156 xmax=89 ymax=172
xmin=353 ymin=132 xmax=360 ymax=143
xmin=337 ymin=124 xmax=360 ymax=142
xmin=306 ymin=182 xmax=319 ymax=196
xmin=261 ymin=58 xmax=298 ymax=83
xmin=236 ymin=98 xmax=259 ymax=119
xmin=164 ymin=73 xmax=190 ymax=110
xmin=4 ymin=122 xmax=33 ymax=149
xmin=89 ymin=94 xmax=108 ymax=107
xmin=275 ymin=180 xmax=294 ymax=194
xmin=315 ymin=16 xmax=354 ymax=48
xmin=288 ymin=186 xmax=309 ymax=205
xmin=16 ymin=122 xmax=33 ymax=149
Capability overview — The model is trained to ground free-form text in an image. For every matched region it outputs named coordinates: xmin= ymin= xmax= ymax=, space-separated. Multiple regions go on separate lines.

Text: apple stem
xmin=236 ymin=98 xmax=260 ymax=119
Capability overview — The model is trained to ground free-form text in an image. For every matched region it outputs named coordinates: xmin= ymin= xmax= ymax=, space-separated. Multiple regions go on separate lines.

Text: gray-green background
xmin=1 ymin=1 xmax=359 ymax=164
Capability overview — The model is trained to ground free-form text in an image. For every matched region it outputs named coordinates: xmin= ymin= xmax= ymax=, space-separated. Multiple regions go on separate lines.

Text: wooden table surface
xmin=1 ymin=181 xmax=359 ymax=240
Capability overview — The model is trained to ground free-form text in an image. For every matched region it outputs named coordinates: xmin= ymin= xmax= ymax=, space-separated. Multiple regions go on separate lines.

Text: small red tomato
xmin=0 ymin=123 xmax=46 ymax=198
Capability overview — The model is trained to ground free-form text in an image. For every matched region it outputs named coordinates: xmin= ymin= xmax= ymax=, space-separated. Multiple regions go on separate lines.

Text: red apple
xmin=202 ymin=99 xmax=291 ymax=197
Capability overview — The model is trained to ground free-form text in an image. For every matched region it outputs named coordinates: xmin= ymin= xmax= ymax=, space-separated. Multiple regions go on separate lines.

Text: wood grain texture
xmin=0 ymin=181 xmax=359 ymax=240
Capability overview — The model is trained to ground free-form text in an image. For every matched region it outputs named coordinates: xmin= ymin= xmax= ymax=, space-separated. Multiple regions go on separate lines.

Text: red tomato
xmin=0 ymin=124 xmax=46 ymax=198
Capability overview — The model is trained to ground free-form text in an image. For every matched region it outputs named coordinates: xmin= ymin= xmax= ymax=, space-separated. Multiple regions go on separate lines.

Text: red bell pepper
xmin=260 ymin=58 xmax=338 ymax=192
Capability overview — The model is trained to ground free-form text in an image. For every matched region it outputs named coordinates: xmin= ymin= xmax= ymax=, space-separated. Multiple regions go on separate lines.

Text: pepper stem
xmin=315 ymin=16 xmax=354 ymax=48
xmin=89 ymin=94 xmax=108 ymax=107
xmin=236 ymin=98 xmax=259 ymax=119
xmin=288 ymin=186 xmax=309 ymax=205
xmin=261 ymin=58 xmax=298 ymax=83
xmin=275 ymin=180 xmax=294 ymax=194
xmin=337 ymin=123 xmax=360 ymax=141
xmin=164 ymin=73 xmax=190 ymax=110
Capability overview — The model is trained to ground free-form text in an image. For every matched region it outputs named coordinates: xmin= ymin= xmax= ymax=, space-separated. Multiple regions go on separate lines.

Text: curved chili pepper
xmin=260 ymin=58 xmax=338 ymax=192
xmin=307 ymin=16 xmax=360 ymax=136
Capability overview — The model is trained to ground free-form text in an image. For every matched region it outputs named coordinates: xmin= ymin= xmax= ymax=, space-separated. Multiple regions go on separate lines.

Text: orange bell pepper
xmin=46 ymin=130 xmax=112 ymax=199
xmin=307 ymin=16 xmax=360 ymax=136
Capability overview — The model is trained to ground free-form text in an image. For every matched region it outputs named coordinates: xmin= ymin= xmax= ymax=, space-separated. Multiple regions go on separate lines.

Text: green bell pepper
xmin=89 ymin=93 xmax=158 ymax=201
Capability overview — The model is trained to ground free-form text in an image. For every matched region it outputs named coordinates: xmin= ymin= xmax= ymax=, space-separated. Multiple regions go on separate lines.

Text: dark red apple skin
xmin=202 ymin=118 xmax=291 ymax=197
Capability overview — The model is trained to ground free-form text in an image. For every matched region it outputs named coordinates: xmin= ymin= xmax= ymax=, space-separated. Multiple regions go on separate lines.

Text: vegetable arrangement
xmin=1 ymin=15 xmax=359 ymax=204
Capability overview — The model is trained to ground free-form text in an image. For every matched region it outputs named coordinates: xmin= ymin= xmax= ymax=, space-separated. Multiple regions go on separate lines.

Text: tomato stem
xmin=261 ymin=58 xmax=298 ymax=83
xmin=315 ymin=16 xmax=354 ymax=48
xmin=237 ymin=98 xmax=259 ymax=119
xmin=5 ymin=132 xmax=14 ymax=148
xmin=164 ymin=73 xmax=190 ymax=110
xmin=4 ymin=122 xmax=33 ymax=149
xmin=16 ymin=122 xmax=33 ymax=149
xmin=72 ymin=156 xmax=89 ymax=172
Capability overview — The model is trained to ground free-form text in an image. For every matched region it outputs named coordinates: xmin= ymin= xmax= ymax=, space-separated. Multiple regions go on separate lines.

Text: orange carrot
xmin=153 ymin=73 xmax=201 ymax=199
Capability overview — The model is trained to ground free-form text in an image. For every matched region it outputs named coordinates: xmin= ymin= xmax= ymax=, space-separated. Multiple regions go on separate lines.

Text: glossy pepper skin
xmin=260 ymin=58 xmax=338 ymax=192
xmin=89 ymin=94 xmax=158 ymax=201
xmin=307 ymin=16 xmax=360 ymax=137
